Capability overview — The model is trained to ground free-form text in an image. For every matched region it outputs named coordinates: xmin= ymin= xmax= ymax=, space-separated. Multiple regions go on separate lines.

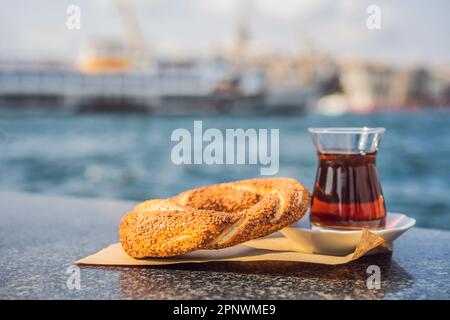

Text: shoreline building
xmin=339 ymin=61 xmax=450 ymax=113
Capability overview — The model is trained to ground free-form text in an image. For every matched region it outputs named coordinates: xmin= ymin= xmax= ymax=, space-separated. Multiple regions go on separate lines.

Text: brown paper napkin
xmin=77 ymin=229 xmax=390 ymax=266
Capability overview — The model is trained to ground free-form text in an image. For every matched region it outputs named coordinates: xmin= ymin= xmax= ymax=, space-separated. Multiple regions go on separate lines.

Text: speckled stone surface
xmin=0 ymin=191 xmax=449 ymax=300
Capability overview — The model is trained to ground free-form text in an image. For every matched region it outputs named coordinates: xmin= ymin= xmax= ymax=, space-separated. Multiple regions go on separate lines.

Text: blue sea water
xmin=0 ymin=109 xmax=449 ymax=230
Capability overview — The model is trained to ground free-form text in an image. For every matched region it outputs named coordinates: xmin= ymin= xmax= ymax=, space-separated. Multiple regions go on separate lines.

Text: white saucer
xmin=280 ymin=212 xmax=416 ymax=256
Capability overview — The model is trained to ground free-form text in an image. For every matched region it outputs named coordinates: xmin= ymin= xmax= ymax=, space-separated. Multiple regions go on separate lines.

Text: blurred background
xmin=0 ymin=0 xmax=449 ymax=229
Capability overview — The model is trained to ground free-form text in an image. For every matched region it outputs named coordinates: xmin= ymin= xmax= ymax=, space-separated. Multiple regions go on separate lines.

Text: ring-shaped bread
xmin=120 ymin=178 xmax=310 ymax=258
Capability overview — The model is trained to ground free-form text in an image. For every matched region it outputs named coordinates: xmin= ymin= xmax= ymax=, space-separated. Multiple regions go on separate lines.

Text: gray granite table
xmin=0 ymin=191 xmax=449 ymax=300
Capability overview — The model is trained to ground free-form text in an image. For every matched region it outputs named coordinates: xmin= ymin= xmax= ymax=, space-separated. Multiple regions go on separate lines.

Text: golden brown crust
xmin=120 ymin=178 xmax=310 ymax=258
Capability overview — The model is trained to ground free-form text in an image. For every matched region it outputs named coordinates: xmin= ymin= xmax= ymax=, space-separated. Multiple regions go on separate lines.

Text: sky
xmin=0 ymin=0 xmax=449 ymax=67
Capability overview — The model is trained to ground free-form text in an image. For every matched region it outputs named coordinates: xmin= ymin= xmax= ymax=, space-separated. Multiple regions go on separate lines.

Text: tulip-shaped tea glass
xmin=308 ymin=127 xmax=387 ymax=230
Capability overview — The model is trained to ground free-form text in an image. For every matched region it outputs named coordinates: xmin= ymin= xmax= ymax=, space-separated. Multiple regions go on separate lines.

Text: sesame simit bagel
xmin=119 ymin=178 xmax=311 ymax=258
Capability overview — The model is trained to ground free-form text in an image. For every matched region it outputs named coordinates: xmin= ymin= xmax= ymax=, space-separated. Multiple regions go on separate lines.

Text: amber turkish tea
xmin=308 ymin=128 xmax=387 ymax=230
xmin=310 ymin=151 xmax=386 ymax=229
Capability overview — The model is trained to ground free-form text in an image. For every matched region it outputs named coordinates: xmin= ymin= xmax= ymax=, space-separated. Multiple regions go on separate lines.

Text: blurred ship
xmin=0 ymin=2 xmax=315 ymax=115
xmin=0 ymin=52 xmax=275 ymax=115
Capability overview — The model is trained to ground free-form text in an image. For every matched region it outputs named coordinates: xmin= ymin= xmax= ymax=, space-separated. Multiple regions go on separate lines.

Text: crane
xmin=113 ymin=0 xmax=150 ymax=70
